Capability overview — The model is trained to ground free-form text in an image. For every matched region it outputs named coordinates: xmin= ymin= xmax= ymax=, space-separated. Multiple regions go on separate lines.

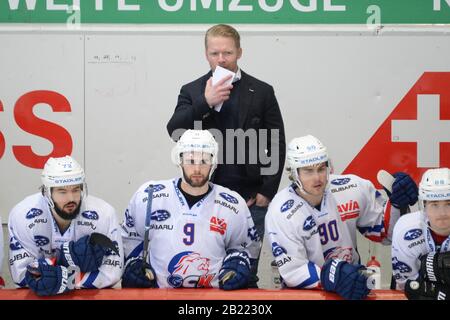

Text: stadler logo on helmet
xmin=344 ymin=72 xmax=450 ymax=186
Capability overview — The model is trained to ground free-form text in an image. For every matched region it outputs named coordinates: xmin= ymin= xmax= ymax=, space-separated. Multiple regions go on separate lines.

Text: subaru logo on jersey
xmin=26 ymin=208 xmax=43 ymax=219
xmin=167 ymin=251 xmax=215 ymax=288
xmin=404 ymin=229 xmax=423 ymax=241
xmin=34 ymin=235 xmax=50 ymax=247
xmin=303 ymin=215 xmax=316 ymax=231
xmin=82 ymin=210 xmax=99 ymax=220
xmin=392 ymin=257 xmax=412 ymax=273
xmin=151 ymin=210 xmax=171 ymax=222
xmin=271 ymin=242 xmax=287 ymax=257
xmin=125 ymin=209 xmax=134 ymax=228
xmin=9 ymin=236 xmax=23 ymax=251
xmin=248 ymin=226 xmax=260 ymax=242
xmin=219 ymin=192 xmax=239 ymax=204
xmin=146 ymin=184 xmax=166 ymax=193
xmin=280 ymin=199 xmax=294 ymax=212
xmin=331 ymin=178 xmax=351 ymax=186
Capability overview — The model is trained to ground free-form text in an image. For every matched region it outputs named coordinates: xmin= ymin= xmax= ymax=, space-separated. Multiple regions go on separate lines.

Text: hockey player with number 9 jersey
xmin=121 ymin=130 xmax=261 ymax=290
xmin=265 ymin=135 xmax=418 ymax=300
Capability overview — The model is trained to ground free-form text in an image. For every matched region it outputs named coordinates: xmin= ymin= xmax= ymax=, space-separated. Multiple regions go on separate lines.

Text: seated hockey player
xmin=121 ymin=129 xmax=261 ymax=290
xmin=8 ymin=156 xmax=123 ymax=296
xmin=265 ymin=135 xmax=418 ymax=300
xmin=392 ymin=167 xmax=450 ymax=300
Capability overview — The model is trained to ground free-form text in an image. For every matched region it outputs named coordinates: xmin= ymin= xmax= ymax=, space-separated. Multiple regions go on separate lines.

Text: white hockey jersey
xmin=266 ymin=174 xmax=400 ymax=289
xmin=391 ymin=211 xmax=450 ymax=290
xmin=121 ymin=178 xmax=261 ymax=288
xmin=8 ymin=193 xmax=124 ymax=289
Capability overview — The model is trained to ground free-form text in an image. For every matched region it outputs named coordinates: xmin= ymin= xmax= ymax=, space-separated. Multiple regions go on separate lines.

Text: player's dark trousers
xmin=248 ymin=204 xmax=268 ymax=288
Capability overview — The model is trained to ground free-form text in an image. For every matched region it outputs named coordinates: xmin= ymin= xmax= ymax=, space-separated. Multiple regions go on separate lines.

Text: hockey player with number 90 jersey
xmin=266 ymin=135 xmax=418 ymax=299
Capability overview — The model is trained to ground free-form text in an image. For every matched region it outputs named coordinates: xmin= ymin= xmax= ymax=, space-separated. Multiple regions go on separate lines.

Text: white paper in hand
xmin=212 ymin=66 xmax=235 ymax=112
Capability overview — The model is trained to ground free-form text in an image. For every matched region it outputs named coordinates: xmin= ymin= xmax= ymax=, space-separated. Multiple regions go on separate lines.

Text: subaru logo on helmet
xmin=82 ymin=210 xmax=99 ymax=220
xmin=26 ymin=208 xmax=43 ymax=219
xmin=403 ymin=229 xmax=422 ymax=241
xmin=219 ymin=192 xmax=239 ymax=204
xmin=271 ymin=242 xmax=287 ymax=257
xmin=280 ymin=199 xmax=294 ymax=212
xmin=34 ymin=235 xmax=50 ymax=247
xmin=303 ymin=215 xmax=316 ymax=231
xmin=331 ymin=178 xmax=351 ymax=186
xmin=151 ymin=210 xmax=171 ymax=222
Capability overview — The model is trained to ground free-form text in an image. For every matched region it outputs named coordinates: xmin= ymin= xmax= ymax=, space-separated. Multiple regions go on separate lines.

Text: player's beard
xmin=53 ymin=200 xmax=82 ymax=221
xmin=183 ymin=170 xmax=209 ymax=188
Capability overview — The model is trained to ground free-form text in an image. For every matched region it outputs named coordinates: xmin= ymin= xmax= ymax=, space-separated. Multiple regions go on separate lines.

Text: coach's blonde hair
xmin=205 ymin=24 xmax=241 ymax=49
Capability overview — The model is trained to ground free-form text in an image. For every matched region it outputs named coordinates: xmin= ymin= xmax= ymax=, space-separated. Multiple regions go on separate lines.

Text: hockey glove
xmin=405 ymin=279 xmax=450 ymax=300
xmin=387 ymin=172 xmax=418 ymax=209
xmin=56 ymin=234 xmax=107 ymax=273
xmin=25 ymin=259 xmax=71 ymax=296
xmin=219 ymin=250 xmax=251 ymax=290
xmin=419 ymin=251 xmax=450 ymax=285
xmin=122 ymin=257 xmax=157 ymax=288
xmin=320 ymin=259 xmax=371 ymax=300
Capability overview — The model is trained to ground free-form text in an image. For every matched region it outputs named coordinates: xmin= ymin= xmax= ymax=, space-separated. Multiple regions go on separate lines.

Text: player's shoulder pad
xmin=393 ymin=211 xmax=423 ymax=235
xmin=82 ymin=195 xmax=116 ymax=217
xmin=267 ymin=186 xmax=299 ymax=216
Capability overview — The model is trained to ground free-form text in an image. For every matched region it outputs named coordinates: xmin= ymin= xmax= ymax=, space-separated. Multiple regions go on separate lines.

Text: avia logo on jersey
xmin=343 ymin=73 xmax=450 ymax=187
xmin=403 ymin=229 xmax=423 ymax=241
xmin=303 ymin=215 xmax=317 ymax=231
xmin=26 ymin=208 xmax=43 ymax=219
xmin=337 ymin=200 xmax=360 ymax=222
xmin=219 ymin=192 xmax=239 ymax=204
xmin=124 ymin=209 xmax=134 ymax=228
xmin=271 ymin=242 xmax=287 ymax=257
xmin=392 ymin=257 xmax=412 ymax=274
xmin=82 ymin=211 xmax=99 ymax=220
xmin=167 ymin=251 xmax=215 ymax=288
xmin=34 ymin=235 xmax=50 ymax=247
xmin=248 ymin=226 xmax=260 ymax=242
xmin=331 ymin=178 xmax=351 ymax=186
xmin=210 ymin=216 xmax=227 ymax=235
xmin=280 ymin=199 xmax=294 ymax=212
xmin=9 ymin=236 xmax=23 ymax=251
xmin=151 ymin=210 xmax=171 ymax=222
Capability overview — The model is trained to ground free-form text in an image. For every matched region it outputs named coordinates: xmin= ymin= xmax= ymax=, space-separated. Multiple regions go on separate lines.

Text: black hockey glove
xmin=419 ymin=251 xmax=450 ymax=285
xmin=405 ymin=279 xmax=450 ymax=300
xmin=122 ymin=257 xmax=157 ymax=288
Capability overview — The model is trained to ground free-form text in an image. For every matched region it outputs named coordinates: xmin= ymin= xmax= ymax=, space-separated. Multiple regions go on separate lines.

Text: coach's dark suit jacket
xmin=167 ymin=70 xmax=286 ymax=200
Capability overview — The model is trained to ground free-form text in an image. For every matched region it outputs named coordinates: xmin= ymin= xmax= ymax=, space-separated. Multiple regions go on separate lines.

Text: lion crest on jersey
xmin=167 ymin=251 xmax=215 ymax=288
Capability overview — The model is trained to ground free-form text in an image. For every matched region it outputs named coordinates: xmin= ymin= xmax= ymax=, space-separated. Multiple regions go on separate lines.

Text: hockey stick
xmin=142 ymin=184 xmax=154 ymax=280
xmin=377 ymin=170 xmax=410 ymax=215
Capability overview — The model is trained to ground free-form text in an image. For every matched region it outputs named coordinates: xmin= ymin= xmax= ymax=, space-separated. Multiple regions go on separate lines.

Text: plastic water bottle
xmin=365 ymin=256 xmax=381 ymax=289
xmin=271 ymin=260 xmax=282 ymax=289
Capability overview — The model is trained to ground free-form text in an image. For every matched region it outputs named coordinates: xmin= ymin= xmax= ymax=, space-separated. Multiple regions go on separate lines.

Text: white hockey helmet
xmin=41 ymin=156 xmax=86 ymax=208
xmin=172 ymin=129 xmax=219 ymax=179
xmin=286 ymin=135 xmax=329 ymax=190
xmin=418 ymin=167 xmax=450 ymax=211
